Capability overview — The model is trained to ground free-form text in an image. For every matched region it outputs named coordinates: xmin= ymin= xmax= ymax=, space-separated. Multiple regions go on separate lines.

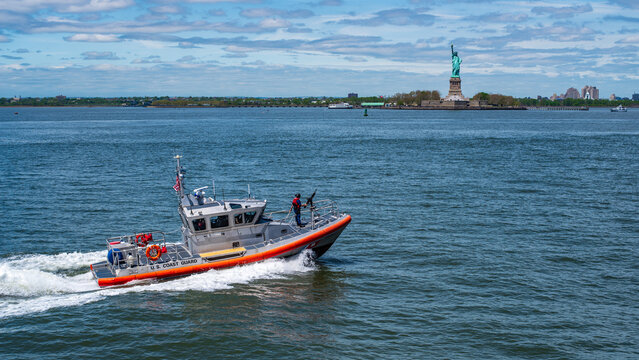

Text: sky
xmin=0 ymin=0 xmax=638 ymax=98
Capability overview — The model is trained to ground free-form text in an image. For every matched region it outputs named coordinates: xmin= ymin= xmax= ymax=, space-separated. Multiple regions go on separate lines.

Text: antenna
xmin=212 ymin=179 xmax=216 ymax=200
xmin=247 ymin=184 xmax=251 ymax=199
xmin=222 ymin=189 xmax=227 ymax=210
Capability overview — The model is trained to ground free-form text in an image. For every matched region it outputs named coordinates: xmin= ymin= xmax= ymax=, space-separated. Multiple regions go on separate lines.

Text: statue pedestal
xmin=444 ymin=77 xmax=468 ymax=101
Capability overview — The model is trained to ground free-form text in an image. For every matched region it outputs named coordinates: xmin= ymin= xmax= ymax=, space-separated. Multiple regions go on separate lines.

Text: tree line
xmin=2 ymin=94 xmax=637 ymax=108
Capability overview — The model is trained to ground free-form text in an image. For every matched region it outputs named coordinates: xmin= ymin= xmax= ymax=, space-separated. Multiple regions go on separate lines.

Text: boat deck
xmin=92 ymin=243 xmax=194 ymax=279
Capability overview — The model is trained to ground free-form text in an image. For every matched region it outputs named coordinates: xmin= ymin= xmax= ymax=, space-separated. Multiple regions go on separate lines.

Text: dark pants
xmin=295 ymin=211 xmax=301 ymax=226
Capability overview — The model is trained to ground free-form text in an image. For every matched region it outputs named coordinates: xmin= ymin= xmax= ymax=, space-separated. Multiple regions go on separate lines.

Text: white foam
xmin=3 ymin=250 xmax=106 ymax=272
xmin=0 ymin=249 xmax=316 ymax=319
xmin=0 ymin=264 xmax=98 ymax=297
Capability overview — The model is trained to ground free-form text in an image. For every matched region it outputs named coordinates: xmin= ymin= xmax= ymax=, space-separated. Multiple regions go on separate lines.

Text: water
xmin=1 ymin=107 xmax=638 ymax=358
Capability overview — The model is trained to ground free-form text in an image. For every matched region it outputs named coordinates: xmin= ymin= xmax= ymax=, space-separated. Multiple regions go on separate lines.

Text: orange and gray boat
xmin=90 ymin=156 xmax=351 ymax=287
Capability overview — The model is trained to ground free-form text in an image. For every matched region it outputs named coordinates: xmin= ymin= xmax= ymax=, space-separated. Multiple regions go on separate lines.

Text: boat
xmin=328 ymin=102 xmax=353 ymax=109
xmin=611 ymin=104 xmax=627 ymax=112
xmin=90 ymin=156 xmax=351 ymax=287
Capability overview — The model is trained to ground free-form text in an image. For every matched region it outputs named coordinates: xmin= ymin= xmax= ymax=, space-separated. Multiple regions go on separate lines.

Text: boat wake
xmin=0 ymin=250 xmax=316 ymax=319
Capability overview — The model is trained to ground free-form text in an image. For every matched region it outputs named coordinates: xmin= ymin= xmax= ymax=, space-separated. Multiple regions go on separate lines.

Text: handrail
xmin=105 ymin=230 xmax=171 ymax=272
xmin=263 ymin=199 xmax=339 ymax=228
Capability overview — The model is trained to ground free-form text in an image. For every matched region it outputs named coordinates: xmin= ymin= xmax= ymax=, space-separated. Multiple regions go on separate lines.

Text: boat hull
xmin=93 ymin=215 xmax=351 ymax=287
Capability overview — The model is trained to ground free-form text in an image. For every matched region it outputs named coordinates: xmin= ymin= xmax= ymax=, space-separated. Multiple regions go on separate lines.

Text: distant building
xmin=56 ymin=95 xmax=66 ymax=101
xmin=550 ymin=93 xmax=558 ymax=101
xmin=633 ymin=93 xmax=639 ymax=101
xmin=581 ymin=85 xmax=599 ymax=100
xmin=609 ymin=93 xmax=616 ymax=101
xmin=563 ymin=87 xmax=580 ymax=99
xmin=348 ymin=93 xmax=358 ymax=98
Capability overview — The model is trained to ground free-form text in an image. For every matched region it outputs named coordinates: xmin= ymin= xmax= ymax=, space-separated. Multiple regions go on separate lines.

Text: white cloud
xmin=62 ymin=0 xmax=133 ymax=13
xmin=81 ymin=51 xmax=121 ymax=60
xmin=64 ymin=33 xmax=121 ymax=42
xmin=149 ymin=5 xmax=184 ymax=14
xmin=0 ymin=0 xmax=134 ymax=13
xmin=259 ymin=18 xmax=290 ymax=29
xmin=617 ymin=34 xmax=639 ymax=44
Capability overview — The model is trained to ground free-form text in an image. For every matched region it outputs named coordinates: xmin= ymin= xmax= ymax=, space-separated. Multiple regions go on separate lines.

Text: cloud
xmin=0 ymin=0 xmax=135 ymax=14
xmin=241 ymin=60 xmax=265 ymax=65
xmin=258 ymin=18 xmax=290 ymax=29
xmin=608 ymin=0 xmax=639 ymax=9
xmin=1 ymin=54 xmax=22 ymax=59
xmin=24 ymin=20 xmax=215 ymax=35
xmin=149 ymin=5 xmax=185 ymax=14
xmin=344 ymin=56 xmax=367 ymax=62
xmin=177 ymin=42 xmax=201 ymax=48
xmin=286 ymin=26 xmax=312 ymax=33
xmin=222 ymin=53 xmax=248 ymax=58
xmin=0 ymin=35 xmax=10 ymax=42
xmin=177 ymin=55 xmax=196 ymax=63
xmin=531 ymin=4 xmax=593 ymax=19
xmin=207 ymin=19 xmax=292 ymax=33
xmin=64 ymin=33 xmax=121 ymax=42
xmin=131 ymin=55 xmax=162 ymax=64
xmin=468 ymin=12 xmax=529 ymax=23
xmin=240 ymin=8 xmax=313 ymax=19
xmin=604 ymin=15 xmax=639 ymax=23
xmin=209 ymin=9 xmax=225 ymax=16
xmin=13 ymin=48 xmax=29 ymax=53
xmin=183 ymin=0 xmax=260 ymax=2
xmin=338 ymin=8 xmax=436 ymax=27
xmin=317 ymin=0 xmax=342 ymax=5
xmin=64 ymin=0 xmax=134 ymax=13
xmin=81 ymin=51 xmax=121 ymax=60
xmin=616 ymin=35 xmax=639 ymax=44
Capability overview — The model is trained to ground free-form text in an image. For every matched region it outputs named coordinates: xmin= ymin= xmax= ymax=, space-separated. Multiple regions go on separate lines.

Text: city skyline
xmin=0 ymin=0 xmax=638 ymax=98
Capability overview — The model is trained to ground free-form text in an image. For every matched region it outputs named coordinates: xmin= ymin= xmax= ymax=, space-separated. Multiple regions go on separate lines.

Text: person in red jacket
xmin=290 ymin=193 xmax=306 ymax=226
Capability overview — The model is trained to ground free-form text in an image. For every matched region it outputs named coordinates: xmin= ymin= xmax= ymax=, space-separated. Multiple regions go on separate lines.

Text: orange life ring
xmin=145 ymin=244 xmax=162 ymax=261
xmin=135 ymin=233 xmax=152 ymax=247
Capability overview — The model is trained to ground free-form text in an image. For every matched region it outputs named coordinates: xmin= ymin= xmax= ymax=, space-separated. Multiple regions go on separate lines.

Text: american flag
xmin=173 ymin=175 xmax=181 ymax=192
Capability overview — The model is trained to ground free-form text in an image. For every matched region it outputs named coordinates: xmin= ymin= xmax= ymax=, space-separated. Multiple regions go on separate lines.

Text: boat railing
xmin=264 ymin=199 xmax=339 ymax=229
xmin=105 ymin=230 xmax=179 ymax=271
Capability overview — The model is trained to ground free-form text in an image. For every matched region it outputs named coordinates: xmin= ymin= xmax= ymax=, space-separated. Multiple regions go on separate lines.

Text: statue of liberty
xmin=451 ymin=44 xmax=461 ymax=78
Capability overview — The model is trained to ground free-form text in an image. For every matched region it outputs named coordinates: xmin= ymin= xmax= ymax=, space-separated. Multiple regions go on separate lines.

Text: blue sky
xmin=0 ymin=0 xmax=638 ymax=98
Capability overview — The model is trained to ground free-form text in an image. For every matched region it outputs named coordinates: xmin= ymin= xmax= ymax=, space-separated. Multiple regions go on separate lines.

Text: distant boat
xmin=610 ymin=104 xmax=627 ymax=112
xmin=328 ymin=102 xmax=353 ymax=109
xmin=14 ymin=112 xmax=18 ymax=115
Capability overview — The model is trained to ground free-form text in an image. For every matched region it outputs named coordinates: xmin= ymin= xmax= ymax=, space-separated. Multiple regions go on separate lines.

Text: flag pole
xmin=174 ymin=155 xmax=184 ymax=198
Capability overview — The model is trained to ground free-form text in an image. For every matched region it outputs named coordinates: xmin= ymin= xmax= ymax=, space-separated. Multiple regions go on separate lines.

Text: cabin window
xmin=234 ymin=213 xmax=244 ymax=224
xmin=244 ymin=211 xmax=257 ymax=223
xmin=192 ymin=218 xmax=206 ymax=231
xmin=210 ymin=215 xmax=229 ymax=229
xmin=230 ymin=203 xmax=242 ymax=209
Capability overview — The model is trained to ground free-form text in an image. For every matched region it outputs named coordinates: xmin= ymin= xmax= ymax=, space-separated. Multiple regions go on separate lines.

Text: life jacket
xmin=292 ymin=197 xmax=301 ymax=210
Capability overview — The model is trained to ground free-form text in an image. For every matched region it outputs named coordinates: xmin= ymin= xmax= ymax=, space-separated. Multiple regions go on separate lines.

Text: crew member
xmin=291 ymin=193 xmax=306 ymax=226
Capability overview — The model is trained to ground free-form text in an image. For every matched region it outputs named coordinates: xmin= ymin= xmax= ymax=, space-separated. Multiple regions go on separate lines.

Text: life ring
xmin=145 ymin=244 xmax=162 ymax=261
xmin=135 ymin=233 xmax=152 ymax=247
